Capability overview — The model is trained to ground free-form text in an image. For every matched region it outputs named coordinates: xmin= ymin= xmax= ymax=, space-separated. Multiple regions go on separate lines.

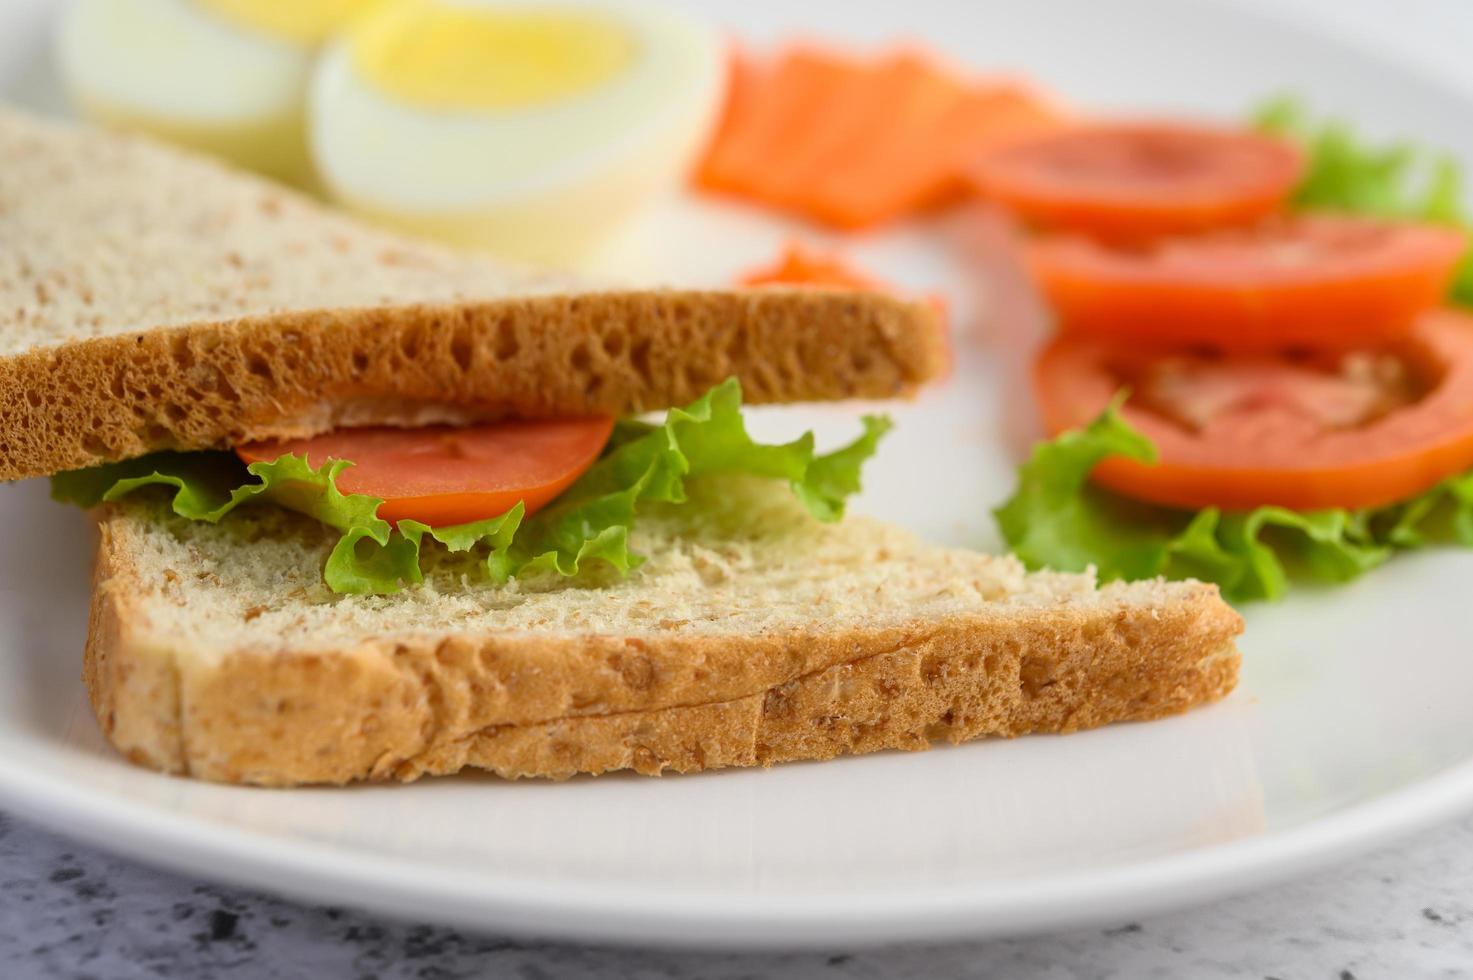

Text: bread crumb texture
xmin=86 ymin=478 xmax=1243 ymax=785
xmin=0 ymin=106 xmax=944 ymax=479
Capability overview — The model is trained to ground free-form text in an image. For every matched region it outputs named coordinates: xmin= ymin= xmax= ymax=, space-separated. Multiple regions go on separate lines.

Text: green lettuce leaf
xmin=993 ymin=406 xmax=1473 ymax=603
xmin=50 ymin=378 xmax=888 ymax=596
xmin=992 ymin=395 xmax=1172 ymax=581
xmin=52 ymin=451 xmax=410 ymax=594
xmin=1254 ymin=95 xmax=1473 ymax=304
xmin=510 ymin=379 xmax=891 ymax=577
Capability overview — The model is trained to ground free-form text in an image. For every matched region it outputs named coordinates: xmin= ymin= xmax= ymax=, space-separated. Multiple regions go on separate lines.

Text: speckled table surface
xmin=3 ymin=806 xmax=1471 ymax=979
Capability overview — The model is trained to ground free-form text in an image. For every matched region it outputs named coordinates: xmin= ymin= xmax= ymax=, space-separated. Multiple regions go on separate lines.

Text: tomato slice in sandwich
xmin=1033 ymin=308 xmax=1473 ymax=511
xmin=237 ymin=416 xmax=615 ymax=527
xmin=968 ymin=122 xmax=1303 ymax=242
xmin=1031 ymin=215 xmax=1466 ymax=351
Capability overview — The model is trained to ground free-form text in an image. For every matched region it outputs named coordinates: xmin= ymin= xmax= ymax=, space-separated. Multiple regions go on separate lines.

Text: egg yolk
xmin=349 ymin=3 xmax=634 ymax=110
xmin=192 ymin=0 xmax=377 ymax=44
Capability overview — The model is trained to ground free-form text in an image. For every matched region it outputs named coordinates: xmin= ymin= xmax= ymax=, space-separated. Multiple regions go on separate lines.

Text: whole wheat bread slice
xmin=0 ymin=106 xmax=944 ymax=480
xmin=86 ymin=478 xmax=1242 ymax=785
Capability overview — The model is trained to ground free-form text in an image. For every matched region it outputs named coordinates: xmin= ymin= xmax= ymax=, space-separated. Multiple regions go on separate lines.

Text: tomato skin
xmin=1032 ymin=216 xmax=1467 ymax=352
xmin=1034 ymin=309 xmax=1473 ymax=511
xmin=237 ymin=416 xmax=615 ymax=527
xmin=969 ymin=122 xmax=1304 ymax=243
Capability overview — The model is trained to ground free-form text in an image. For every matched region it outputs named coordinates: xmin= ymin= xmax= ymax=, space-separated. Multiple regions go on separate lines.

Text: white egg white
xmin=57 ymin=0 xmax=317 ymax=184
xmin=308 ymin=0 xmax=725 ymax=265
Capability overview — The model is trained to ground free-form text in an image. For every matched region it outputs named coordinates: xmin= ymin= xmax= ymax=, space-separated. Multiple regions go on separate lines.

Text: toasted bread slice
xmin=0 ymin=107 xmax=944 ymax=480
xmin=85 ymin=478 xmax=1242 ymax=785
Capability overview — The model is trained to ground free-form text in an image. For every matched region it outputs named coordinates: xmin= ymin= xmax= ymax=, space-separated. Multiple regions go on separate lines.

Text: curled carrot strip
xmin=694 ymin=44 xmax=1068 ymax=229
xmin=737 ymin=242 xmax=888 ymax=290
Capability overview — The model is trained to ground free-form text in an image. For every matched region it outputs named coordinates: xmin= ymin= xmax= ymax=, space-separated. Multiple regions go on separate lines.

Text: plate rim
xmin=5 ymin=0 xmax=1473 ymax=952
xmin=3 ymin=745 xmax=1473 ymax=950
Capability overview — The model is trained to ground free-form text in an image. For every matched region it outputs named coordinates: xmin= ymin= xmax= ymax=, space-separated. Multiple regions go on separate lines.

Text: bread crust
xmin=430 ymin=632 xmax=1241 ymax=782
xmin=84 ymin=515 xmax=1243 ymax=785
xmin=0 ymin=288 xmax=943 ymax=481
xmin=84 ymin=517 xmax=187 ymax=772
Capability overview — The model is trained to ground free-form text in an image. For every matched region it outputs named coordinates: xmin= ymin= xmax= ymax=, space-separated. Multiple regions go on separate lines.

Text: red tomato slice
xmin=237 ymin=417 xmax=615 ymax=527
xmin=1033 ymin=308 xmax=1473 ymax=511
xmin=1031 ymin=215 xmax=1466 ymax=351
xmin=968 ymin=122 xmax=1304 ymax=242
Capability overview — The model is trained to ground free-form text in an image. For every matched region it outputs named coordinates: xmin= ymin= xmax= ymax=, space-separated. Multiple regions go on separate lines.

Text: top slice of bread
xmin=0 ymin=106 xmax=945 ymax=480
xmin=86 ymin=478 xmax=1243 ymax=785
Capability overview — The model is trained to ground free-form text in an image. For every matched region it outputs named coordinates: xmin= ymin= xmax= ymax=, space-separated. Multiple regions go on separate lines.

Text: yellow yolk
xmin=191 ymin=0 xmax=378 ymax=44
xmin=349 ymin=3 xmax=635 ymax=110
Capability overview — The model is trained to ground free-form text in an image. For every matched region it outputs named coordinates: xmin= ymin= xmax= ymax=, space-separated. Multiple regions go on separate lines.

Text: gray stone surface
xmin=2 ymin=807 xmax=1471 ymax=979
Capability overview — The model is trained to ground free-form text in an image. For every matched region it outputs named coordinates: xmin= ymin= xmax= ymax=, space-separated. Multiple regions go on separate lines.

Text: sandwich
xmin=1 ymin=106 xmax=1243 ymax=785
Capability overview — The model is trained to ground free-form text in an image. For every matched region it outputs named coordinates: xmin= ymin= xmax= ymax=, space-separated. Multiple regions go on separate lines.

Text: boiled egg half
xmin=309 ymin=0 xmax=724 ymax=265
xmin=57 ymin=0 xmax=373 ymax=186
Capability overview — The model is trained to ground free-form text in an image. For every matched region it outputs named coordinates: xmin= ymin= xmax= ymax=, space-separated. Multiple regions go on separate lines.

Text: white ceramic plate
xmin=4 ymin=0 xmax=1473 ymax=951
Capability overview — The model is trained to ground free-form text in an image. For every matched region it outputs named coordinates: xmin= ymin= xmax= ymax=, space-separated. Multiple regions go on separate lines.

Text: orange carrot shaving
xmin=816 ymin=83 xmax=1068 ymax=227
xmin=695 ymin=47 xmax=764 ymax=189
xmin=694 ymin=44 xmax=1068 ymax=229
xmin=737 ymin=242 xmax=888 ymax=290
xmin=699 ymin=48 xmax=861 ymax=196
xmin=802 ymin=53 xmax=974 ymax=227
xmin=757 ymin=52 xmax=941 ymax=211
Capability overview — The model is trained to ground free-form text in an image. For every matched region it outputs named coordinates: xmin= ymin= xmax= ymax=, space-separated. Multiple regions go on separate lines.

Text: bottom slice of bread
xmin=84 ymin=479 xmax=1243 ymax=785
